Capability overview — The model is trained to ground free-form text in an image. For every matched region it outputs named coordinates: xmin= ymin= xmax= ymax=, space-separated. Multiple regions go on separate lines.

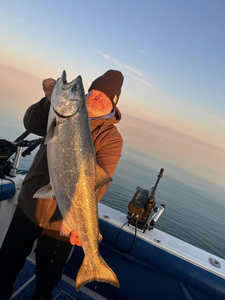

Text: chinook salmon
xmin=34 ymin=71 xmax=119 ymax=291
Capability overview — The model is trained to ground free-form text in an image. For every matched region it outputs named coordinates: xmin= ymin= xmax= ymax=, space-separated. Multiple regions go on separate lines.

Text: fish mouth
xmin=52 ymin=71 xmax=84 ymax=118
xmin=53 ymin=109 xmax=68 ymax=118
xmin=61 ymin=70 xmax=81 ymax=92
xmin=53 ymin=107 xmax=79 ymax=118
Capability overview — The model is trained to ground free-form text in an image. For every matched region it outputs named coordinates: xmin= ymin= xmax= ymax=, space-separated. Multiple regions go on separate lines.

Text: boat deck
xmin=11 ymin=260 xmax=94 ymax=300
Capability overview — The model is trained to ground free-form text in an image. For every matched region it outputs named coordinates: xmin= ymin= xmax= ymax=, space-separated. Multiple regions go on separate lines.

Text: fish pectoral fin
xmin=95 ymin=164 xmax=112 ymax=192
xmin=60 ymin=220 xmax=72 ymax=238
xmin=45 ymin=118 xmax=56 ymax=144
xmin=33 ymin=183 xmax=54 ymax=199
xmin=98 ymin=232 xmax=103 ymax=243
xmin=75 ymin=256 xmax=119 ymax=291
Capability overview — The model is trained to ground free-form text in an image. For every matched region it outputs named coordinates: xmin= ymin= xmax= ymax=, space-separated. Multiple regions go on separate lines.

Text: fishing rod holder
xmin=127 ymin=168 xmax=165 ymax=232
xmin=0 ymin=131 xmax=43 ymax=178
xmin=9 ymin=146 xmax=23 ymax=177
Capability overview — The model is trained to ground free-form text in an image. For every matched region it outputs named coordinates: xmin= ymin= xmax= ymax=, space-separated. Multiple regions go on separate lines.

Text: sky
xmin=0 ymin=0 xmax=225 ymax=188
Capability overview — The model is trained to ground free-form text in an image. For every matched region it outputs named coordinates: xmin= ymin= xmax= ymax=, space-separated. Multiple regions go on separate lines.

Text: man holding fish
xmin=0 ymin=70 xmax=124 ymax=300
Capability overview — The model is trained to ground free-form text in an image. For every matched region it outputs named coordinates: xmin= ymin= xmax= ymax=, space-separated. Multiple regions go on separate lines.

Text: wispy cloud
xmin=98 ymin=51 xmax=144 ymax=77
xmin=126 ymin=72 xmax=154 ymax=89
xmin=141 ymin=49 xmax=149 ymax=56
xmin=97 ymin=51 xmax=154 ymax=89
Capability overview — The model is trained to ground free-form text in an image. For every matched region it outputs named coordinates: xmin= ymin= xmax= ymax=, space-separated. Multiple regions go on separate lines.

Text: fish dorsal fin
xmin=96 ymin=164 xmax=112 ymax=192
xmin=33 ymin=183 xmax=55 ymax=199
xmin=45 ymin=118 xmax=56 ymax=144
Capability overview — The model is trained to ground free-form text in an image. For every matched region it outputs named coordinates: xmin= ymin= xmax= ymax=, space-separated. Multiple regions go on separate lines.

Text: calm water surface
xmin=0 ymin=109 xmax=224 ymax=260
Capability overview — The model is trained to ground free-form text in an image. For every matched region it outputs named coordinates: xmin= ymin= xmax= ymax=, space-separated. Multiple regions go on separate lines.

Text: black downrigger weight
xmin=127 ymin=168 xmax=165 ymax=232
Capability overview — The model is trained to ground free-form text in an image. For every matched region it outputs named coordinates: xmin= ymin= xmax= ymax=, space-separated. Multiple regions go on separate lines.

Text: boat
xmin=0 ymin=132 xmax=224 ymax=300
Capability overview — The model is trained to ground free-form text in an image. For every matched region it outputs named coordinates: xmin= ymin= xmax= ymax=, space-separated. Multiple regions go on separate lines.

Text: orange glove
xmin=70 ymin=230 xmax=82 ymax=246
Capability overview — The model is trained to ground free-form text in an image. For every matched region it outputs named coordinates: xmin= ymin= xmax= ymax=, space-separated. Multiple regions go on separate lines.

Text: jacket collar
xmin=90 ymin=106 xmax=122 ymax=132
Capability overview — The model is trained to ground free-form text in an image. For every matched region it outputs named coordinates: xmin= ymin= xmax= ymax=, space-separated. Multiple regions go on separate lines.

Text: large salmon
xmin=34 ymin=71 xmax=119 ymax=291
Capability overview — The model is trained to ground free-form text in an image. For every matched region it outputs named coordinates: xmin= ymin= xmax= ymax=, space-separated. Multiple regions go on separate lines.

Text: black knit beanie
xmin=88 ymin=70 xmax=124 ymax=106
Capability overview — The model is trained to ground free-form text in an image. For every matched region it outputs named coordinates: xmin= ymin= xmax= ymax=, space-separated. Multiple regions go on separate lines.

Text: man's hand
xmin=42 ymin=78 xmax=56 ymax=102
xmin=70 ymin=230 xmax=82 ymax=246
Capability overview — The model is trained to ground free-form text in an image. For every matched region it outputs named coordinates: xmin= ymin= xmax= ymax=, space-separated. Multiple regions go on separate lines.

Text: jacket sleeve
xmin=23 ymin=97 xmax=50 ymax=137
xmin=95 ymin=128 xmax=123 ymax=202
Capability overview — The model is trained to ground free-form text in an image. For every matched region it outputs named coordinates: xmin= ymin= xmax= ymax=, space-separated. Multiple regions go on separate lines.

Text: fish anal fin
xmin=60 ymin=220 xmax=72 ymax=238
xmin=95 ymin=164 xmax=112 ymax=192
xmin=76 ymin=256 xmax=119 ymax=291
xmin=33 ymin=183 xmax=54 ymax=199
xmin=45 ymin=118 xmax=56 ymax=144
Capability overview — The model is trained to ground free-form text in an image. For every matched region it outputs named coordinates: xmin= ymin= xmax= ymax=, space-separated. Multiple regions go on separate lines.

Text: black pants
xmin=0 ymin=205 xmax=73 ymax=299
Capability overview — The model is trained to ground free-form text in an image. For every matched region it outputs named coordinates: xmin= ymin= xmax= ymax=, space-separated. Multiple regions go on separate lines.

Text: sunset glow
xmin=0 ymin=0 xmax=224 ymax=190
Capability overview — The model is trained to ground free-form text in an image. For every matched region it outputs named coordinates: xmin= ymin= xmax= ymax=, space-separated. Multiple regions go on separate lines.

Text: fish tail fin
xmin=76 ymin=255 xmax=119 ymax=291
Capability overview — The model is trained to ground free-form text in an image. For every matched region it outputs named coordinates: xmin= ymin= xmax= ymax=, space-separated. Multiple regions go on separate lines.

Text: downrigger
xmin=127 ymin=168 xmax=165 ymax=233
xmin=0 ymin=131 xmax=43 ymax=178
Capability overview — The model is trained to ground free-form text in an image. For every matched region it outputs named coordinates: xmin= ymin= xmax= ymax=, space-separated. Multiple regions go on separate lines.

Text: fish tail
xmin=75 ymin=255 xmax=119 ymax=291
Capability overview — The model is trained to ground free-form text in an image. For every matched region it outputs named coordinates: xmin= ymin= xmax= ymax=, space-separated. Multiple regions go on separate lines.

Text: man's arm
xmin=23 ymin=97 xmax=50 ymax=137
xmin=23 ymin=78 xmax=56 ymax=137
xmin=95 ymin=129 xmax=123 ymax=202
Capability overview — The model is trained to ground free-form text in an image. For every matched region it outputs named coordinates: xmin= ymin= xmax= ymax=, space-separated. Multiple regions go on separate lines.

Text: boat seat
xmin=0 ymin=181 xmax=16 ymax=201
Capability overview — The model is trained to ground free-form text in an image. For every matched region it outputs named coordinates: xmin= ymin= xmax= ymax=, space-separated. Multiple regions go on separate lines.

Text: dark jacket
xmin=18 ymin=97 xmax=123 ymax=231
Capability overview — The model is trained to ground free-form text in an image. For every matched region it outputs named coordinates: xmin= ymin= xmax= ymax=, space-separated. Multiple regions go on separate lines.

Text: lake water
xmin=0 ymin=107 xmax=224 ymax=260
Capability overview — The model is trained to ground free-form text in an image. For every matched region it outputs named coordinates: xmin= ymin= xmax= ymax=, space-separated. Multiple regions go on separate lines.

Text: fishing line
xmin=94 ymin=221 xmax=129 ymax=290
xmin=105 ymin=218 xmax=138 ymax=263
xmin=115 ymin=218 xmax=138 ymax=253
xmin=105 ymin=220 xmax=129 ymax=261
xmin=94 ymin=219 xmax=138 ymax=290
